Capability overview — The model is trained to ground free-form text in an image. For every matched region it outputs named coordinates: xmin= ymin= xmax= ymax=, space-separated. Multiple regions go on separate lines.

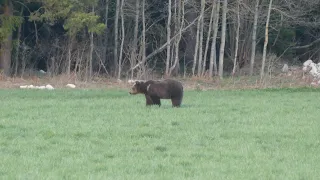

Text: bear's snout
xmin=129 ymin=89 xmax=138 ymax=95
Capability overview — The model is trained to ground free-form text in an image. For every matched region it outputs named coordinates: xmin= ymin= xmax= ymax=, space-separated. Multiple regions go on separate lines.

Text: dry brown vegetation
xmin=0 ymin=72 xmax=314 ymax=91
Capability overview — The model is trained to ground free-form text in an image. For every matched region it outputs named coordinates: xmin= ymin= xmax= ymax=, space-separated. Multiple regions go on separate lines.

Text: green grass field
xmin=1 ymin=88 xmax=320 ymax=179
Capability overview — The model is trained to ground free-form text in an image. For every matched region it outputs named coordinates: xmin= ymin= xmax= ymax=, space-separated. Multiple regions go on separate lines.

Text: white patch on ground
xmin=66 ymin=84 xmax=76 ymax=88
xmin=20 ymin=84 xmax=54 ymax=90
xmin=302 ymin=59 xmax=320 ymax=86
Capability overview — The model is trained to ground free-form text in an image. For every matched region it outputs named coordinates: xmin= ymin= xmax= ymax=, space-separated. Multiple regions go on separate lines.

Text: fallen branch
xmin=129 ymin=15 xmax=200 ymax=71
xmin=292 ymin=38 xmax=320 ymax=50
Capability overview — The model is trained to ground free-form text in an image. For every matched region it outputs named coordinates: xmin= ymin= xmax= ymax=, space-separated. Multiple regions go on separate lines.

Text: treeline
xmin=1 ymin=0 xmax=320 ymax=80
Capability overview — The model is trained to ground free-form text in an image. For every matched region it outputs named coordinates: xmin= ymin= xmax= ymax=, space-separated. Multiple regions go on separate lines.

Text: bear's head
xmin=129 ymin=81 xmax=146 ymax=95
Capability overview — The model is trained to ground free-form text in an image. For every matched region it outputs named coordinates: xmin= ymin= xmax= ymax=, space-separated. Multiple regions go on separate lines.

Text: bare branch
xmin=291 ymin=38 xmax=320 ymax=50
xmin=129 ymin=14 xmax=200 ymax=71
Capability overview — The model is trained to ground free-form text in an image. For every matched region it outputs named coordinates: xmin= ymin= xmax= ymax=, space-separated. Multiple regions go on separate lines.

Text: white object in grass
xmin=45 ymin=84 xmax=54 ymax=90
xmin=66 ymin=84 xmax=76 ymax=88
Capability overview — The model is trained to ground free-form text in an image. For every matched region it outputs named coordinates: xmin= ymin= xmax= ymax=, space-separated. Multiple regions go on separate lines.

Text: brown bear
xmin=129 ymin=79 xmax=183 ymax=107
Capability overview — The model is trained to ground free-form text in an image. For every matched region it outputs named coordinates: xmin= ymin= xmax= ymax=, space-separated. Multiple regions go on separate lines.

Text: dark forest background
xmin=1 ymin=0 xmax=320 ymax=81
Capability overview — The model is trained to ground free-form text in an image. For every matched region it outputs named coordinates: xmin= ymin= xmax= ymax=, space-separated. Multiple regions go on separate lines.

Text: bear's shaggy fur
xmin=129 ymin=79 xmax=184 ymax=107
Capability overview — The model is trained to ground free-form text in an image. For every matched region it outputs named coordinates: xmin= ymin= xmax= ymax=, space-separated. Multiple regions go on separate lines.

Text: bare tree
xmin=232 ymin=0 xmax=240 ymax=76
xmin=67 ymin=38 xmax=72 ymax=76
xmin=130 ymin=0 xmax=140 ymax=78
xmin=20 ymin=42 xmax=29 ymax=78
xmin=140 ymin=0 xmax=146 ymax=78
xmin=249 ymin=0 xmax=260 ymax=76
xmin=14 ymin=6 xmax=24 ymax=76
xmin=169 ymin=0 xmax=185 ymax=76
xmin=114 ymin=0 xmax=120 ymax=76
xmin=202 ymin=1 xmax=215 ymax=77
xmin=192 ymin=3 xmax=201 ymax=76
xmin=88 ymin=6 xmax=95 ymax=79
xmin=260 ymin=0 xmax=273 ymax=79
xmin=209 ymin=0 xmax=220 ymax=77
xmin=197 ymin=0 xmax=205 ymax=76
xmin=165 ymin=0 xmax=172 ymax=76
xmin=103 ymin=0 xmax=109 ymax=66
xmin=218 ymin=0 xmax=228 ymax=79
xmin=118 ymin=0 xmax=125 ymax=79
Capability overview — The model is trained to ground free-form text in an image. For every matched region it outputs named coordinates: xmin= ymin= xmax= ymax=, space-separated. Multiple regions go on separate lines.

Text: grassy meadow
xmin=0 ymin=87 xmax=320 ymax=179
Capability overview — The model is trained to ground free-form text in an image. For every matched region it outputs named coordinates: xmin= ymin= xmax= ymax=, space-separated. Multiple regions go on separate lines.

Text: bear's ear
xmin=135 ymin=80 xmax=145 ymax=85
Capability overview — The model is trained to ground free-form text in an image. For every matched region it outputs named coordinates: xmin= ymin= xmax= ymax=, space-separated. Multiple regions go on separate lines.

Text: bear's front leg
xmin=145 ymin=95 xmax=154 ymax=106
xmin=151 ymin=96 xmax=161 ymax=107
xmin=171 ymin=98 xmax=182 ymax=107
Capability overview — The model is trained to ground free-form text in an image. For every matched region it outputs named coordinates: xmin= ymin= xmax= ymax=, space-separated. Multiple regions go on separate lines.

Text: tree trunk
xmin=165 ymin=0 xmax=172 ymax=76
xmin=218 ymin=0 xmax=228 ymax=79
xmin=14 ymin=6 xmax=24 ymax=77
xmin=197 ymin=0 xmax=205 ymax=76
xmin=140 ymin=0 xmax=147 ymax=79
xmin=103 ymin=0 xmax=109 ymax=69
xmin=209 ymin=1 xmax=220 ymax=77
xmin=117 ymin=0 xmax=125 ymax=79
xmin=130 ymin=0 xmax=140 ymax=79
xmin=20 ymin=43 xmax=28 ymax=78
xmin=249 ymin=0 xmax=259 ymax=76
xmin=169 ymin=0 xmax=184 ymax=76
xmin=202 ymin=2 xmax=215 ymax=77
xmin=232 ymin=0 xmax=240 ymax=76
xmin=260 ymin=0 xmax=273 ymax=79
xmin=114 ymin=0 xmax=120 ymax=76
xmin=89 ymin=32 xmax=94 ymax=80
xmin=192 ymin=5 xmax=202 ymax=76
xmin=0 ymin=0 xmax=13 ymax=76
xmin=184 ymin=9 xmax=197 ymax=74
xmin=88 ymin=6 xmax=95 ymax=80
xmin=67 ymin=36 xmax=73 ymax=76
